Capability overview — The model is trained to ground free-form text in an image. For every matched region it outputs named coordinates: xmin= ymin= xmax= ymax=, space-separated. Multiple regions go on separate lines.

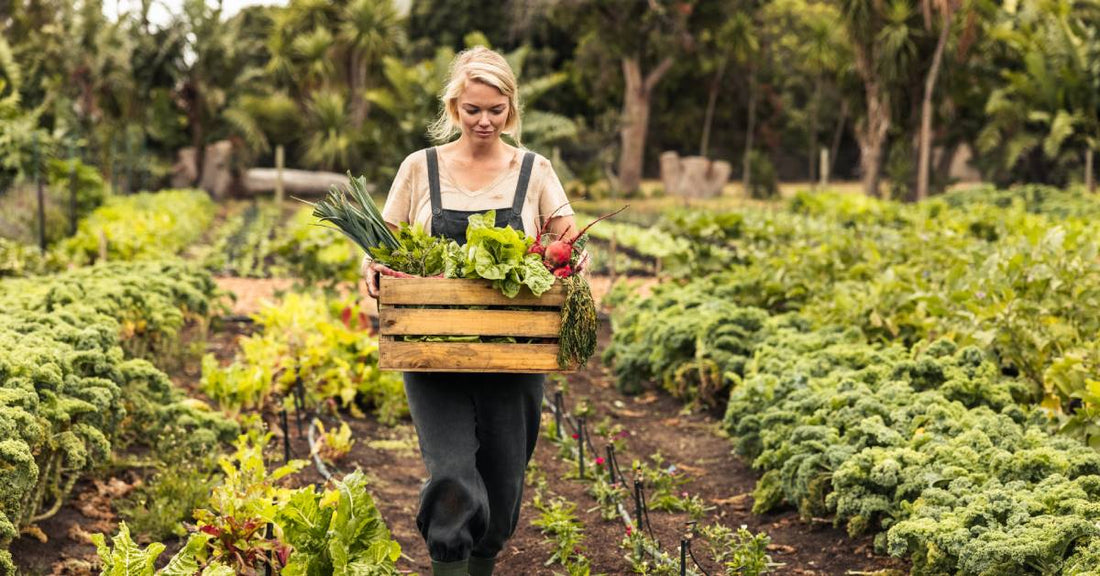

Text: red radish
xmin=529 ymin=202 xmax=573 ymax=256
xmin=544 ymin=206 xmax=628 ymax=269
xmin=553 ymin=265 xmax=573 ymax=278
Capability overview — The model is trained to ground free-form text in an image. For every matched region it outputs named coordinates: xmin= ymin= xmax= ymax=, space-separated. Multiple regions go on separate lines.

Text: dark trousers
xmin=404 ymin=371 xmax=544 ymax=563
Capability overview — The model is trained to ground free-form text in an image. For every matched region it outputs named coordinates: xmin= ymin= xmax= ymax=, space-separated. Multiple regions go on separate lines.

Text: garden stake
xmin=633 ymin=478 xmax=644 ymax=533
xmin=684 ymin=522 xmax=710 ymax=576
xmin=680 ymin=539 xmax=687 ymax=576
xmin=608 ymin=444 xmax=628 ymax=486
xmin=577 ymin=416 xmax=586 ymax=479
xmin=553 ymin=391 xmax=564 ymax=439
xmin=264 ymin=523 xmax=274 ymax=576
xmin=637 ymin=476 xmax=658 ymax=545
xmin=34 ymin=133 xmax=46 ymax=253
xmin=69 ymin=137 xmax=78 ymax=235
xmin=281 ymin=409 xmax=291 ymax=463
xmin=293 ymin=365 xmax=305 ymax=437
xmin=606 ymin=445 xmax=616 ymax=484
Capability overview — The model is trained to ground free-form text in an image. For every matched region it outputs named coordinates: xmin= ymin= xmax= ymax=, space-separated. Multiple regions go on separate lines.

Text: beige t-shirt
xmin=381 ymin=147 xmax=574 ymax=238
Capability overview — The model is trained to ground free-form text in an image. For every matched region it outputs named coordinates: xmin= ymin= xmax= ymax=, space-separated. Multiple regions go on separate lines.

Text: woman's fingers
xmin=366 ymin=265 xmax=380 ymax=299
xmin=575 ymin=249 xmax=591 ymax=272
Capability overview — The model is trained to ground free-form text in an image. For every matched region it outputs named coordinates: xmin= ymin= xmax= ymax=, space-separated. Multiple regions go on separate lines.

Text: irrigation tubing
xmin=542 ymin=394 xmax=699 ymax=575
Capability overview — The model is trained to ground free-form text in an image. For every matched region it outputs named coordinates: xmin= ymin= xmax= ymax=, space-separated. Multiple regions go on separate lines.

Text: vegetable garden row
xmin=4 ymin=183 xmax=1100 ymax=575
xmin=603 ymin=186 xmax=1100 ymax=574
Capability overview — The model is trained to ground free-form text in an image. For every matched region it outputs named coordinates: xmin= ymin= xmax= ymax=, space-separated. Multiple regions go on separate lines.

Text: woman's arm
xmin=544 ymin=214 xmax=576 ymax=240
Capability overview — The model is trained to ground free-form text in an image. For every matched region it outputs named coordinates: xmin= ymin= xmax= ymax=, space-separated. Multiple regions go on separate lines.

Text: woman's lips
xmin=475 ymin=130 xmax=494 ymax=137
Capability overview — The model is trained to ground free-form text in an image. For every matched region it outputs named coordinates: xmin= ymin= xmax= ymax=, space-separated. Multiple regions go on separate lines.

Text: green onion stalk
xmin=307 ymin=173 xmax=399 ymax=253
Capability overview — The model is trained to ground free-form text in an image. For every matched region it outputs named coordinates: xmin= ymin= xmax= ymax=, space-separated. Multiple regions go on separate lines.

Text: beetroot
xmin=545 ymin=241 xmax=574 ymax=268
xmin=543 ymin=206 xmax=628 ymax=274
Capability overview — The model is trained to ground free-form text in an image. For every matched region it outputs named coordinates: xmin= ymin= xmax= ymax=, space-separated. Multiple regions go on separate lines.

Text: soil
xmin=11 ymin=277 xmax=908 ymax=576
xmin=295 ymin=324 xmax=908 ymax=576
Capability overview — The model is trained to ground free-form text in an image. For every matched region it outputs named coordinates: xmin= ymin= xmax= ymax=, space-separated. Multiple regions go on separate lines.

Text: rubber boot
xmin=431 ymin=559 xmax=469 ymax=576
xmin=468 ymin=555 xmax=496 ymax=576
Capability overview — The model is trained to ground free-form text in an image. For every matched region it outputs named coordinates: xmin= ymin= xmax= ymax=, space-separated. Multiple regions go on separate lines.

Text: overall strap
xmin=426 ymin=147 xmax=443 ymax=218
xmin=512 ymin=151 xmax=537 ymax=215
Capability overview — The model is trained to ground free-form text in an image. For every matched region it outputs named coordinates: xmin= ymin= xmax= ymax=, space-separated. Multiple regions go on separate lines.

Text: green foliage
xmin=277 ymin=471 xmax=401 ymax=575
xmin=605 ymin=189 xmax=1100 ymax=574
xmin=0 ymin=237 xmax=66 ymax=277
xmin=369 ymin=222 xmax=451 ymax=276
xmin=191 ymin=432 xmax=306 ymax=571
xmin=202 ymin=292 xmax=407 ymax=423
xmin=199 ymin=201 xmax=283 ymax=278
xmin=746 ymin=151 xmax=778 ymax=199
xmin=0 ymin=261 xmax=236 ymax=562
xmin=116 ymin=438 xmax=222 ymax=541
xmin=446 ymin=209 xmax=555 ymax=298
xmin=96 ymin=440 xmax=400 ymax=574
xmin=700 ymin=524 xmax=773 ymax=576
xmin=723 ymin=329 xmax=1100 ymax=574
xmin=271 ymin=205 xmax=361 ymax=286
xmin=531 ymin=487 xmax=595 ymax=573
xmin=47 ymin=157 xmax=109 ymax=219
xmin=603 ymin=278 xmax=770 ymax=404
xmin=59 ymin=190 xmax=217 ymax=265
xmin=631 ymin=453 xmax=710 ymax=520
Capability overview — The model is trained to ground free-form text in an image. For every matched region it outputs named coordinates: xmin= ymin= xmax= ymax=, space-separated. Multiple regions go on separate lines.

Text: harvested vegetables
xmin=312 ymin=173 xmax=619 ymax=368
xmin=309 ymin=173 xmax=398 ymax=253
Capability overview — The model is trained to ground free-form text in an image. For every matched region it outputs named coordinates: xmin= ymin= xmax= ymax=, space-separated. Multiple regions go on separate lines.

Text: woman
xmin=361 ymin=46 xmax=580 ymax=576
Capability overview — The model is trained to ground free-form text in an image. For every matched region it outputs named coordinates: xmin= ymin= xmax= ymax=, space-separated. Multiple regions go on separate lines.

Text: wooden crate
xmin=377 ymin=277 xmax=573 ymax=373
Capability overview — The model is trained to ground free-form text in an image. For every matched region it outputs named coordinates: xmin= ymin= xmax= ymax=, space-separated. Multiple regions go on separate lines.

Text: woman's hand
xmin=360 ymin=255 xmax=382 ymax=299
xmin=574 ymin=249 xmax=592 ymax=279
xmin=361 ymin=255 xmax=420 ymax=298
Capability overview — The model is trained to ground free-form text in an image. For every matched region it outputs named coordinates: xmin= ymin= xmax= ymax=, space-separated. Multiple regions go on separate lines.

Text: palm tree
xmin=977 ymin=0 xmax=1100 ymax=189
xmin=339 ymin=0 xmax=405 ymax=129
xmin=303 ymin=88 xmax=354 ymax=170
xmin=915 ymin=0 xmax=977 ymax=201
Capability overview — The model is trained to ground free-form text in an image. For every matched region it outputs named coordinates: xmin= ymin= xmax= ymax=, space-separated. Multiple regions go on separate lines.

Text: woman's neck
xmin=450 ymin=135 xmax=507 ymax=162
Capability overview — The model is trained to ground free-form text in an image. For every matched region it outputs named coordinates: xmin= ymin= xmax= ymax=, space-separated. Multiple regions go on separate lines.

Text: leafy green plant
xmin=445 ymin=209 xmax=555 ymax=298
xmin=0 ymin=261 xmax=236 ymax=565
xmin=116 ymin=437 xmax=222 ymax=541
xmin=276 ymin=471 xmax=402 ymax=574
xmin=368 ymin=222 xmax=451 ymax=276
xmin=311 ymin=419 xmax=356 ymax=465
xmin=201 ymin=292 xmax=406 ymax=423
xmin=58 ymin=189 xmax=217 ymax=265
xmin=699 ymin=524 xmax=773 ymax=576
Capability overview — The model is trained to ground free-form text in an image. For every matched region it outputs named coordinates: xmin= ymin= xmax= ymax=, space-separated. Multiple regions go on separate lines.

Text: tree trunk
xmin=852 ymin=47 xmax=889 ymax=198
xmin=700 ymin=56 xmax=727 ymax=158
xmin=808 ymin=73 xmax=822 ymax=189
xmin=349 ymin=49 xmax=371 ymax=129
xmin=189 ymin=83 xmax=206 ymax=185
xmin=830 ymin=99 xmax=849 ymax=181
xmin=742 ymin=65 xmax=757 ymax=194
xmin=618 ymin=55 xmax=673 ymax=195
xmin=917 ymin=12 xmax=952 ymax=201
xmin=1087 ymin=147 xmax=1095 ymax=193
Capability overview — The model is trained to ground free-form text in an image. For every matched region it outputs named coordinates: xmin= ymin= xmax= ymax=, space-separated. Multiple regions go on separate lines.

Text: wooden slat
xmin=379 ymin=339 xmax=574 ymax=372
xmin=380 ymin=277 xmax=565 ymax=307
xmin=380 ymin=308 xmax=560 ymax=338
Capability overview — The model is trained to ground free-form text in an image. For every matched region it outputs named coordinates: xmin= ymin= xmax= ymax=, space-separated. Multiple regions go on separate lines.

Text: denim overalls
xmin=403 ymin=147 xmax=545 ymax=576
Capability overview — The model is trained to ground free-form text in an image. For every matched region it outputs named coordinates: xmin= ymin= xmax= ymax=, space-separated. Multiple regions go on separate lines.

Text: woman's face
xmin=455 ymin=80 xmax=510 ymax=142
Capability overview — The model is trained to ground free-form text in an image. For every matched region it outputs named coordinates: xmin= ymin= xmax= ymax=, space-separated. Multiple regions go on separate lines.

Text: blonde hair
xmin=428 ymin=46 xmax=523 ymax=145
